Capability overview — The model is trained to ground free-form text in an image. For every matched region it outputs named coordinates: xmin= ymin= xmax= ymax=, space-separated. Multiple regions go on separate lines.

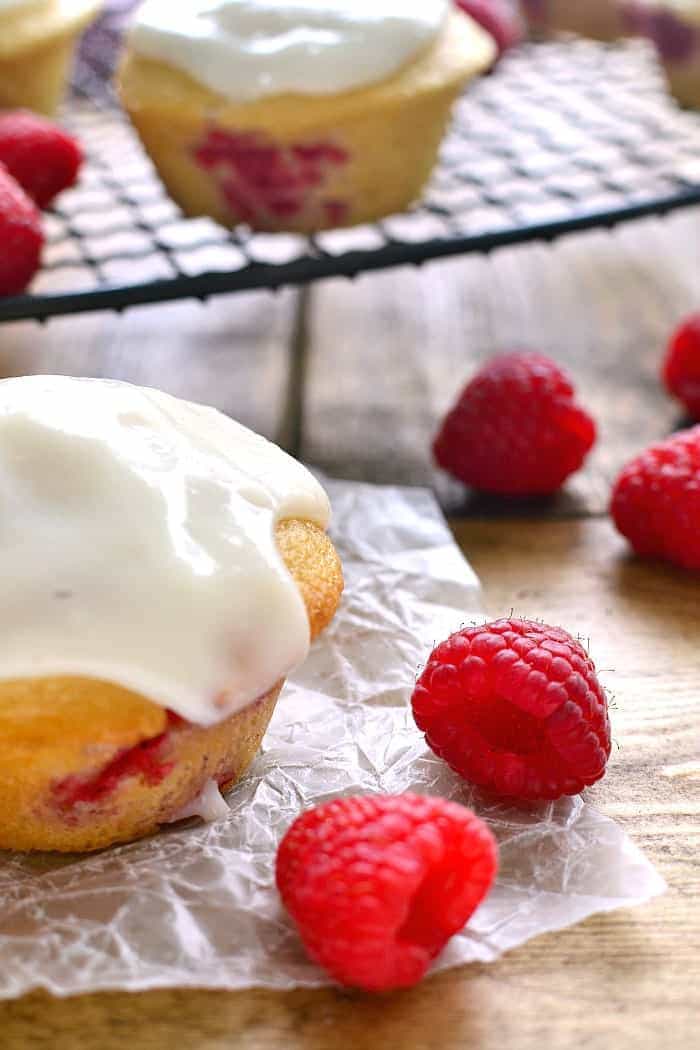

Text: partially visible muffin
xmin=118 ymin=2 xmax=495 ymax=233
xmin=521 ymin=0 xmax=629 ymax=40
xmin=0 ymin=1 xmax=102 ymax=114
xmin=622 ymin=1 xmax=700 ymax=106
xmin=0 ymin=520 xmax=342 ymax=853
xmin=0 ymin=376 xmax=343 ymax=852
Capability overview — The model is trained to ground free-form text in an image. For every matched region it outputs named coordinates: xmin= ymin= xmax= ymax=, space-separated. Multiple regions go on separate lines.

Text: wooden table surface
xmin=0 ymin=207 xmax=699 ymax=1049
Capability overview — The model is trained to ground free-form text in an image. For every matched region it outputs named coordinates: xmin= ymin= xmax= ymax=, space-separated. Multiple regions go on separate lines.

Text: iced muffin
xmin=0 ymin=376 xmax=343 ymax=852
xmin=622 ymin=1 xmax=700 ymax=106
xmin=117 ymin=0 xmax=495 ymax=233
xmin=521 ymin=0 xmax=629 ymax=40
xmin=0 ymin=0 xmax=101 ymax=114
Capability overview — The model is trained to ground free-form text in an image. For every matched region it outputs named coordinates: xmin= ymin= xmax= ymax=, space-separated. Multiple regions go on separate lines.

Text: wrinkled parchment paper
xmin=0 ymin=480 xmax=665 ymax=999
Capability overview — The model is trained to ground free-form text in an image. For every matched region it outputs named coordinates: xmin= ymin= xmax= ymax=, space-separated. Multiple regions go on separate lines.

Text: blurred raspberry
xmin=0 ymin=112 xmax=82 ymax=209
xmin=433 ymin=351 xmax=596 ymax=495
xmin=0 ymin=164 xmax=44 ymax=296
xmin=663 ymin=314 xmax=700 ymax=419
xmin=455 ymin=0 xmax=523 ymax=57
xmin=611 ymin=426 xmax=700 ymax=570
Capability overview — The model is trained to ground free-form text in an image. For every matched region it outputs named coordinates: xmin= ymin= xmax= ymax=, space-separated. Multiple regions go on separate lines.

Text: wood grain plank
xmin=301 ymin=208 xmax=700 ymax=514
xmin=0 ymin=290 xmax=300 ymax=442
xmin=1 ymin=519 xmax=696 ymax=1050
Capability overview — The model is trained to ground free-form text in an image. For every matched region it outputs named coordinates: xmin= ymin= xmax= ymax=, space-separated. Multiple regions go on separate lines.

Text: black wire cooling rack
xmin=4 ymin=34 xmax=700 ymax=324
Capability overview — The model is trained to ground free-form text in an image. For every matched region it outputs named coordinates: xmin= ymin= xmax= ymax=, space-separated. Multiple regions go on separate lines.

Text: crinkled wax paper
xmin=0 ymin=480 xmax=665 ymax=999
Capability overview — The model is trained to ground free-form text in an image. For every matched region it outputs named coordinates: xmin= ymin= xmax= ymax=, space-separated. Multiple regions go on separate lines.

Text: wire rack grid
xmin=3 ymin=35 xmax=700 ymax=324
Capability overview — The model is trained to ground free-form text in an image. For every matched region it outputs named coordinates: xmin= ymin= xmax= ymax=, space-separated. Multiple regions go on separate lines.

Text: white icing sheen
xmin=168 ymin=780 xmax=231 ymax=824
xmin=129 ymin=0 xmax=450 ymax=102
xmin=0 ymin=376 xmax=330 ymax=726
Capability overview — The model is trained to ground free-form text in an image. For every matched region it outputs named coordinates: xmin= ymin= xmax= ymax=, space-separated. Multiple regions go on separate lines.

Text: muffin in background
xmin=520 ymin=0 xmax=630 ymax=41
xmin=117 ymin=1 xmax=495 ymax=233
xmin=0 ymin=0 xmax=102 ymax=114
xmin=622 ymin=1 xmax=700 ymax=107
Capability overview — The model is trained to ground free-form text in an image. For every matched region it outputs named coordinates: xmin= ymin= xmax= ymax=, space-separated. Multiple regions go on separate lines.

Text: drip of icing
xmin=129 ymin=0 xmax=450 ymax=102
xmin=0 ymin=376 xmax=330 ymax=726
xmin=167 ymin=779 xmax=231 ymax=824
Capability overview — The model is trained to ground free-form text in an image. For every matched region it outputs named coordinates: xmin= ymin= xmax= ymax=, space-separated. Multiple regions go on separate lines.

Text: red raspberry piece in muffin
xmin=194 ymin=129 xmax=348 ymax=228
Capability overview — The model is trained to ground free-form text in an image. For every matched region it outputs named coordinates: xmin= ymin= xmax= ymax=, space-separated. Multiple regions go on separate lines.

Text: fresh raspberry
xmin=0 ymin=111 xmax=83 ymax=209
xmin=611 ymin=426 xmax=700 ymax=570
xmin=412 ymin=619 xmax=611 ymax=801
xmin=433 ymin=352 xmax=596 ymax=495
xmin=276 ymin=794 xmax=497 ymax=992
xmin=455 ymin=1 xmax=524 ymax=58
xmin=663 ymin=314 xmax=700 ymax=419
xmin=0 ymin=164 xmax=43 ymax=296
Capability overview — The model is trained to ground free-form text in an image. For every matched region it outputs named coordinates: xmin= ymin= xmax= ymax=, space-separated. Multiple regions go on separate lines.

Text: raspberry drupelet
xmin=412 ymin=618 xmax=611 ymax=801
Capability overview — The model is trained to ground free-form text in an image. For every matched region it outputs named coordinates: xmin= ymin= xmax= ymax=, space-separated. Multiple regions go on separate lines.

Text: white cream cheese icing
xmin=168 ymin=779 xmax=231 ymax=824
xmin=129 ymin=0 xmax=450 ymax=102
xmin=0 ymin=375 xmax=330 ymax=726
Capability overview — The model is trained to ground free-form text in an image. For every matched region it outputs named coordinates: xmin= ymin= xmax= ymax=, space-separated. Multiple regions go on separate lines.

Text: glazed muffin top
xmin=127 ymin=0 xmax=452 ymax=103
xmin=0 ymin=375 xmax=333 ymax=726
xmin=119 ymin=8 xmax=494 ymax=136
